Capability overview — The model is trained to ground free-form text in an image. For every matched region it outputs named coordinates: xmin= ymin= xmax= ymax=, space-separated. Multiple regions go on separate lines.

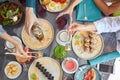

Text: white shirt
xmin=94 ymin=16 xmax=120 ymax=52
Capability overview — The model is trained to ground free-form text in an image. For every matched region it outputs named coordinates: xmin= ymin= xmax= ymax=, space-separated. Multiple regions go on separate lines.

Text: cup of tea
xmin=56 ymin=30 xmax=71 ymax=46
xmin=5 ymin=36 xmax=22 ymax=52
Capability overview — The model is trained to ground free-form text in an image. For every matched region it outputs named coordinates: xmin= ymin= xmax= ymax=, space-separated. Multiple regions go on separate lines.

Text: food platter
xmin=0 ymin=1 xmax=23 ymax=26
xmin=21 ymin=19 xmax=54 ymax=50
xmin=39 ymin=0 xmax=70 ymax=12
xmin=74 ymin=65 xmax=101 ymax=80
xmin=72 ymin=31 xmax=104 ymax=60
xmin=28 ymin=57 xmax=62 ymax=80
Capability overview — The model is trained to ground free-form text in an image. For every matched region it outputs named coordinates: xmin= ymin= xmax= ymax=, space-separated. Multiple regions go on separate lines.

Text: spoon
xmin=84 ymin=3 xmax=88 ymax=21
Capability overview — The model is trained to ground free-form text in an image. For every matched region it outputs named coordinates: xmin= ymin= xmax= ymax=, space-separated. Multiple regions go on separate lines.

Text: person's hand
xmin=68 ymin=22 xmax=85 ymax=35
xmin=68 ymin=22 xmax=80 ymax=35
xmin=25 ymin=7 xmax=41 ymax=35
xmin=56 ymin=6 xmax=74 ymax=23
xmin=14 ymin=42 xmax=27 ymax=58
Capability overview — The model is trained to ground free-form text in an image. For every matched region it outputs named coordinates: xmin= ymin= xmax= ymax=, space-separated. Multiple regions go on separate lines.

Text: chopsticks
xmin=5 ymin=52 xmax=37 ymax=58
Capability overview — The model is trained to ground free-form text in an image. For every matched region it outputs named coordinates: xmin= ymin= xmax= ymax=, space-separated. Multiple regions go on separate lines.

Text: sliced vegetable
xmin=31 ymin=73 xmax=37 ymax=80
xmin=74 ymin=35 xmax=80 ymax=40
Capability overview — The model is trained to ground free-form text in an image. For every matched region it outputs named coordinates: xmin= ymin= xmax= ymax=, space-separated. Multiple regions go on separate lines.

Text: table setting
xmin=0 ymin=0 xmax=118 ymax=80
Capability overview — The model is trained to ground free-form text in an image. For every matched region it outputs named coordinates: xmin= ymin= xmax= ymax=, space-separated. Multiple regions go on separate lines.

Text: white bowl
xmin=56 ymin=30 xmax=72 ymax=46
xmin=5 ymin=36 xmax=22 ymax=49
xmin=4 ymin=61 xmax=22 ymax=79
xmin=62 ymin=57 xmax=79 ymax=74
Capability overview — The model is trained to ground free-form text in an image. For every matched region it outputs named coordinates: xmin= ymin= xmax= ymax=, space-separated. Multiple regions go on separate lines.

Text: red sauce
xmin=65 ymin=60 xmax=76 ymax=71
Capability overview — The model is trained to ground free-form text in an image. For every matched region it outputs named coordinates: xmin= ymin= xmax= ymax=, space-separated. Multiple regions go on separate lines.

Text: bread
xmin=84 ymin=68 xmax=96 ymax=80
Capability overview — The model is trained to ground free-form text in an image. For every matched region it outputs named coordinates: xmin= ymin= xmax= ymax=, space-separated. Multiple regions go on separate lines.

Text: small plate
xmin=74 ymin=65 xmax=101 ymax=80
xmin=56 ymin=30 xmax=72 ymax=46
xmin=62 ymin=57 xmax=79 ymax=74
xmin=4 ymin=61 xmax=22 ymax=79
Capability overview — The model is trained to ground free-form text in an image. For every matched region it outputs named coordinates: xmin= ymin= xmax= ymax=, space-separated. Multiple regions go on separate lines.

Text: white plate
xmin=72 ymin=31 xmax=104 ymax=60
xmin=28 ymin=57 xmax=62 ymax=80
xmin=4 ymin=61 xmax=22 ymax=79
xmin=5 ymin=36 xmax=22 ymax=52
xmin=21 ymin=19 xmax=54 ymax=50
xmin=39 ymin=0 xmax=70 ymax=12
xmin=56 ymin=30 xmax=72 ymax=46
xmin=62 ymin=57 xmax=79 ymax=74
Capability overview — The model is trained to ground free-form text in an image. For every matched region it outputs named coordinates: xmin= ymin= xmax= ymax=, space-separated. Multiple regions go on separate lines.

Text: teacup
xmin=58 ymin=30 xmax=70 ymax=42
xmin=5 ymin=36 xmax=22 ymax=52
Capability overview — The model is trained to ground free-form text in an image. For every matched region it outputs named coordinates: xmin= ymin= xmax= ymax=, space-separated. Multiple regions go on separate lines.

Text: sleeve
xmin=0 ymin=25 xmax=6 ymax=35
xmin=26 ymin=0 xmax=36 ymax=14
xmin=94 ymin=16 xmax=120 ymax=34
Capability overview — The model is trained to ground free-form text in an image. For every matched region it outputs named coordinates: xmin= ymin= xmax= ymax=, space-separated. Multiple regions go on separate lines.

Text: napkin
xmin=108 ymin=57 xmax=120 ymax=80
xmin=76 ymin=0 xmax=102 ymax=22
xmin=87 ymin=51 xmax=120 ymax=66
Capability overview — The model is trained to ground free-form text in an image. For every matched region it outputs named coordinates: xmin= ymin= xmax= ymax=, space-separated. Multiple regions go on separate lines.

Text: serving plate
xmin=74 ymin=65 xmax=101 ymax=80
xmin=21 ymin=19 xmax=54 ymax=50
xmin=0 ymin=1 xmax=23 ymax=26
xmin=28 ymin=57 xmax=62 ymax=80
xmin=39 ymin=0 xmax=70 ymax=12
xmin=72 ymin=31 xmax=104 ymax=60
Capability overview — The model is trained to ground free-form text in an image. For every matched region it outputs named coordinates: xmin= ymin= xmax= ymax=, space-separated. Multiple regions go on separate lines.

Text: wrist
xmin=26 ymin=7 xmax=34 ymax=13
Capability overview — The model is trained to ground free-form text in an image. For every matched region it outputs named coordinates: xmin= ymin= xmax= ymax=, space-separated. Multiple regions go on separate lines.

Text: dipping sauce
xmin=65 ymin=60 xmax=76 ymax=71
xmin=62 ymin=57 xmax=78 ymax=74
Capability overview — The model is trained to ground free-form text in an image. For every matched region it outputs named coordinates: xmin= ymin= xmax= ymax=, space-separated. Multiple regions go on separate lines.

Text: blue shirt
xmin=26 ymin=0 xmax=36 ymax=14
xmin=0 ymin=25 xmax=5 ymax=35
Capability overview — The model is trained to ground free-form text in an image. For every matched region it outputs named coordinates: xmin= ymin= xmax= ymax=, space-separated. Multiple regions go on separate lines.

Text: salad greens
xmin=0 ymin=2 xmax=22 ymax=26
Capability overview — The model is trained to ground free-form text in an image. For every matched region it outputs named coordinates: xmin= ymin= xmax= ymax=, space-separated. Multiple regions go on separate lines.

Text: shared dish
xmin=74 ymin=65 xmax=101 ymax=80
xmin=22 ymin=19 xmax=54 ymax=50
xmin=72 ymin=31 xmax=104 ymax=60
xmin=28 ymin=57 xmax=62 ymax=80
xmin=0 ymin=1 xmax=22 ymax=26
xmin=40 ymin=0 xmax=70 ymax=12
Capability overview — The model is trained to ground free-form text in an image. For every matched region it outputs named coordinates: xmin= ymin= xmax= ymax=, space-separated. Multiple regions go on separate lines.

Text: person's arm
xmin=25 ymin=0 xmax=41 ymax=35
xmin=94 ymin=0 xmax=120 ymax=16
xmin=68 ymin=16 xmax=120 ymax=34
xmin=0 ymin=25 xmax=26 ymax=57
xmin=56 ymin=0 xmax=82 ymax=22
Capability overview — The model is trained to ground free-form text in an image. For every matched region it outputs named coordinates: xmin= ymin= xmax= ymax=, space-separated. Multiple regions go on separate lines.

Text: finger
xmin=25 ymin=23 xmax=32 ymax=35
xmin=69 ymin=13 xmax=73 ymax=24
xmin=56 ymin=13 xmax=65 ymax=20
xmin=37 ymin=20 xmax=43 ymax=27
